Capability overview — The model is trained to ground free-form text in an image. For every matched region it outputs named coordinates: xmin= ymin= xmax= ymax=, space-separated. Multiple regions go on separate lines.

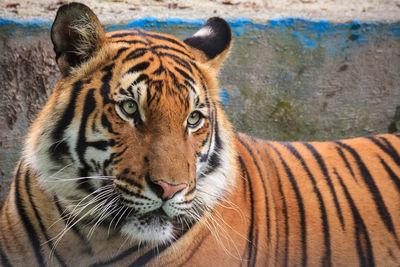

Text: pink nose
xmin=153 ymin=180 xmax=187 ymax=200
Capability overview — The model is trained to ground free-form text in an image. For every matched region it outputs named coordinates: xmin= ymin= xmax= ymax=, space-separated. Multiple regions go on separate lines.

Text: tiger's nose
xmin=148 ymin=180 xmax=187 ymax=200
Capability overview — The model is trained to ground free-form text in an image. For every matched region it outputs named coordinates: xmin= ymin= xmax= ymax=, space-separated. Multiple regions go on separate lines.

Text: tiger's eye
xmin=187 ymin=111 xmax=201 ymax=127
xmin=121 ymin=100 xmax=138 ymax=115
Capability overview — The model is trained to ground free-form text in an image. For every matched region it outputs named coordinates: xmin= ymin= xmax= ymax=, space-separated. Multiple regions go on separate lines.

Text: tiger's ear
xmin=51 ymin=2 xmax=105 ymax=76
xmin=184 ymin=17 xmax=231 ymax=71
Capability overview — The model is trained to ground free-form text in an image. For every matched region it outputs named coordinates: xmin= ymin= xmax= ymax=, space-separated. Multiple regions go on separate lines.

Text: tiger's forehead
xmin=106 ymin=28 xmax=195 ymax=61
xmin=115 ymin=64 xmax=202 ymax=111
xmin=107 ymin=29 xmax=205 ymax=108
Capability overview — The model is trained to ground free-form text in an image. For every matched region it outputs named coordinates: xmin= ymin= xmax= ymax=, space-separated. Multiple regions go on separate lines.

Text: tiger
xmin=0 ymin=2 xmax=399 ymax=266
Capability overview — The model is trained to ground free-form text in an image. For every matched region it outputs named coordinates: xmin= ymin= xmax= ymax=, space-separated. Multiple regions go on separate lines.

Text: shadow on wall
xmin=0 ymin=17 xmax=399 ymax=204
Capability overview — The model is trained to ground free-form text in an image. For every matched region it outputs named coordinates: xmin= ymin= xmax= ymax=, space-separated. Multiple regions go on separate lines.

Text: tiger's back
xmin=0 ymin=2 xmax=399 ymax=266
xmin=234 ymin=132 xmax=400 ymax=266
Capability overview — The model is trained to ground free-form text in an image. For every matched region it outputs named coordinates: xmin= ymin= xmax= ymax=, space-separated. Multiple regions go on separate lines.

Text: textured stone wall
xmin=0 ymin=18 xmax=399 ymax=203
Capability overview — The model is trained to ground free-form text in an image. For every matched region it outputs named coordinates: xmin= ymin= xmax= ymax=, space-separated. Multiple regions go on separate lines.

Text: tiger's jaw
xmin=121 ymin=209 xmax=179 ymax=244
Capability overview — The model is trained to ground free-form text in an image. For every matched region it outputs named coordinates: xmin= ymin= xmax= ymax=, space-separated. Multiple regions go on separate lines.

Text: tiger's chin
xmin=121 ymin=210 xmax=176 ymax=244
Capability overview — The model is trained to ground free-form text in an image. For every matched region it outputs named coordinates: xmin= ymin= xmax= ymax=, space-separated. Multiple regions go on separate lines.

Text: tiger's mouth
xmin=74 ymin=181 xmax=192 ymax=243
xmin=125 ymin=207 xmax=170 ymax=224
xmin=120 ymin=207 xmax=179 ymax=243
xmin=145 ymin=208 xmax=169 ymax=218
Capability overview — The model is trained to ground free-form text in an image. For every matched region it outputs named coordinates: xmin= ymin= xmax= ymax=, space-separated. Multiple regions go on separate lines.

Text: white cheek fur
xmin=195 ymin=117 xmax=237 ymax=211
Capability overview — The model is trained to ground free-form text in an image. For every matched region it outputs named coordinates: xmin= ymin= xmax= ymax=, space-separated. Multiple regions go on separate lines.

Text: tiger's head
xmin=24 ymin=3 xmax=236 ymax=244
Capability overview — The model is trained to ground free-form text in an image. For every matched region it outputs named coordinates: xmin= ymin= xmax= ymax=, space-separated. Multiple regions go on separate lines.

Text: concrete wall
xmin=0 ymin=18 xmax=399 ymax=202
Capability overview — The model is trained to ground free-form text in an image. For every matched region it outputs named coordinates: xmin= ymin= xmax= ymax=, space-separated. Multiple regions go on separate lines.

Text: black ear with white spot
xmin=51 ymin=2 xmax=105 ymax=76
xmin=184 ymin=17 xmax=232 ymax=68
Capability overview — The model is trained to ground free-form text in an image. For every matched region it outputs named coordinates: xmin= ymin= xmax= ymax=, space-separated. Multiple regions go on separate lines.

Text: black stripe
xmin=166 ymin=70 xmax=181 ymax=95
xmin=114 ymin=185 xmax=150 ymax=200
xmin=146 ymin=83 xmax=161 ymax=108
xmin=378 ymin=156 xmax=400 ymax=193
xmin=282 ymin=142 xmax=331 ymax=267
xmin=150 ymin=45 xmax=193 ymax=59
xmin=268 ymin=146 xmax=289 ymax=267
xmin=123 ymin=48 xmax=148 ymax=62
xmin=268 ymin=143 xmax=307 ymax=267
xmin=152 ymin=65 xmax=165 ymax=75
xmin=110 ymin=32 xmax=139 ymax=38
xmin=253 ymin=145 xmax=272 ymax=244
xmin=258 ymin=144 xmax=284 ymax=261
xmin=116 ymin=176 xmax=144 ymax=190
xmin=176 ymin=231 xmax=211 ymax=267
xmin=238 ymin=155 xmax=256 ymax=267
xmin=3 ymin=202 xmax=19 ymax=248
xmin=76 ymin=89 xmax=97 ymax=192
xmin=201 ymin=108 xmax=221 ymax=176
xmin=158 ymin=52 xmax=193 ymax=73
xmin=91 ymin=112 xmax=99 ymax=133
xmin=127 ymin=244 xmax=169 ymax=267
xmin=334 ymin=169 xmax=375 ymax=267
xmin=112 ymin=47 xmax=129 ymax=60
xmin=90 ymin=245 xmax=140 ymax=267
xmin=100 ymin=64 xmax=114 ymax=105
xmin=101 ymin=114 xmax=117 ymax=135
xmin=251 ymin=229 xmax=259 ymax=267
xmin=208 ymin=119 xmax=222 ymax=170
xmin=119 ymin=88 xmax=130 ymax=96
xmin=185 ymin=80 xmax=197 ymax=95
xmin=236 ymin=135 xmax=270 ymax=262
xmin=133 ymin=74 xmax=149 ymax=87
xmin=115 ymin=40 xmax=148 ymax=45
xmin=379 ymin=136 xmax=400 ymax=164
xmin=143 ymin=31 xmax=187 ymax=49
xmin=336 ymin=141 xmax=396 ymax=235
xmin=174 ymin=66 xmax=195 ymax=84
xmin=104 ymin=146 xmax=129 ymax=170
xmin=14 ymin=164 xmax=45 ymax=266
xmin=200 ymin=132 xmax=210 ymax=148
xmin=86 ymin=140 xmax=113 ymax=151
xmin=125 ymin=62 xmax=150 ymax=75
xmin=238 ymin=153 xmax=248 ymax=198
xmin=198 ymin=109 xmax=214 ymax=177
xmin=0 ymin=222 xmax=12 ymax=267
xmin=50 ymin=79 xmax=88 ymax=161
xmin=303 ymin=142 xmax=345 ymax=230
xmin=127 ymin=74 xmax=149 ymax=98
xmin=336 ymin=147 xmax=357 ymax=181
xmin=0 ymin=241 xmax=11 ymax=267
xmin=25 ymin=172 xmax=67 ymax=266
xmin=366 ymin=136 xmax=400 ymax=165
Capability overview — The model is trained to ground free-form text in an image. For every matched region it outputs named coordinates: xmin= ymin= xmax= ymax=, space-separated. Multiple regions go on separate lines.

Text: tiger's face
xmin=25 ymin=3 xmax=235 ymax=244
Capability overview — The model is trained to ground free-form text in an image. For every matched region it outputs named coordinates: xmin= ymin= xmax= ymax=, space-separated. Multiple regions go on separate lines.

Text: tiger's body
xmin=0 ymin=3 xmax=399 ymax=266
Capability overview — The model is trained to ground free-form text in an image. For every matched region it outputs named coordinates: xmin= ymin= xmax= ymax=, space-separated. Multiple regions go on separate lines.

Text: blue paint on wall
xmin=1 ymin=16 xmax=399 ymax=59
xmin=0 ymin=18 xmax=50 ymax=35
xmin=105 ymin=17 xmax=206 ymax=32
xmin=219 ymin=88 xmax=230 ymax=106
xmin=1 ymin=16 xmax=399 ymax=36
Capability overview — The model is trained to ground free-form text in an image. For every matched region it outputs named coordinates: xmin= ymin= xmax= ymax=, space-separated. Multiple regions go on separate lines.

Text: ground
xmin=1 ymin=0 xmax=400 ymax=24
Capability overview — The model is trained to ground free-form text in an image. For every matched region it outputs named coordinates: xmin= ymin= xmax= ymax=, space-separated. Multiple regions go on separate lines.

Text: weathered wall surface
xmin=0 ymin=18 xmax=399 ymax=202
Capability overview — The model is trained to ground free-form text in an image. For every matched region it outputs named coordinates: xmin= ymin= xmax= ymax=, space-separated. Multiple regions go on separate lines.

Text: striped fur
xmin=0 ymin=3 xmax=399 ymax=266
